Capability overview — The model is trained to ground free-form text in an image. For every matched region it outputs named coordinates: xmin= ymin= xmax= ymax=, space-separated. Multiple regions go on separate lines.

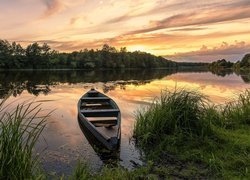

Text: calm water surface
xmin=0 ymin=69 xmax=249 ymax=175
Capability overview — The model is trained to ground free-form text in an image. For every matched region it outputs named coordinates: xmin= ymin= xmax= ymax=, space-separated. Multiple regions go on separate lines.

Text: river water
xmin=0 ymin=69 xmax=249 ymax=175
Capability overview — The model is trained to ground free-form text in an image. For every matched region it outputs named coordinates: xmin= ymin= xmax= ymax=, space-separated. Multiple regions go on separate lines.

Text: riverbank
xmin=133 ymin=89 xmax=250 ymax=179
xmin=0 ymin=89 xmax=249 ymax=179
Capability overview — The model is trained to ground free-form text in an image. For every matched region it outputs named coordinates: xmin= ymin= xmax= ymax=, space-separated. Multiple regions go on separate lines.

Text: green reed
xmin=134 ymin=89 xmax=214 ymax=146
xmin=0 ymin=100 xmax=48 ymax=179
xmin=69 ymin=161 xmax=156 ymax=180
xmin=222 ymin=89 xmax=250 ymax=128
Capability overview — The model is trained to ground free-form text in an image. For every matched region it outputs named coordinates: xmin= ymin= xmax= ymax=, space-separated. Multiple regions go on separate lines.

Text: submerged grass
xmin=134 ymin=89 xmax=250 ymax=178
xmin=0 ymin=99 xmax=48 ymax=179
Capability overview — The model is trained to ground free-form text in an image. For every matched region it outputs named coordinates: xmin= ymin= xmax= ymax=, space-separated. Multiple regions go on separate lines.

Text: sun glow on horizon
xmin=127 ymin=45 xmax=146 ymax=52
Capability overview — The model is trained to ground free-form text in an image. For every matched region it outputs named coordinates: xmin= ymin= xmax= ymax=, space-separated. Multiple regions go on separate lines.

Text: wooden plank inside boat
xmin=90 ymin=119 xmax=117 ymax=124
xmin=90 ymin=119 xmax=117 ymax=127
xmin=87 ymin=91 xmax=99 ymax=97
xmin=95 ymin=126 xmax=118 ymax=139
xmin=81 ymin=97 xmax=110 ymax=103
xmin=81 ymin=109 xmax=119 ymax=117
xmin=81 ymin=102 xmax=113 ymax=110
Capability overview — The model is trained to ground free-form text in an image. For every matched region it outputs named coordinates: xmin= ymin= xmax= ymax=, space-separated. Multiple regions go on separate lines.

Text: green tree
xmin=240 ymin=54 xmax=250 ymax=68
xmin=26 ymin=43 xmax=42 ymax=69
xmin=0 ymin=40 xmax=12 ymax=68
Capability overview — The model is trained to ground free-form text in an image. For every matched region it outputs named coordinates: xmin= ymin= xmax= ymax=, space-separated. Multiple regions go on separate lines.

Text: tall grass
xmin=222 ymin=89 xmax=250 ymax=128
xmin=69 ymin=161 xmax=156 ymax=180
xmin=70 ymin=161 xmax=91 ymax=180
xmin=134 ymin=89 xmax=214 ymax=146
xmin=0 ymin=100 xmax=48 ymax=179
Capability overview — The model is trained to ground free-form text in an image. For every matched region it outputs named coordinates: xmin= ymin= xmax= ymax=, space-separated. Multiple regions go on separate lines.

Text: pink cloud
xmin=125 ymin=1 xmax=250 ymax=35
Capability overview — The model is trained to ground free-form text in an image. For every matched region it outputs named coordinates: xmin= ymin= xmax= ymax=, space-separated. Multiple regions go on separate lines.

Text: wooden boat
xmin=78 ymin=88 xmax=121 ymax=150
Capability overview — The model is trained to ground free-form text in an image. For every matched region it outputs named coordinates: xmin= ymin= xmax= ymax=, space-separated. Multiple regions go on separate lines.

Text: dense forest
xmin=0 ymin=39 xmax=178 ymax=69
xmin=208 ymin=54 xmax=250 ymax=70
xmin=1 ymin=39 xmax=248 ymax=70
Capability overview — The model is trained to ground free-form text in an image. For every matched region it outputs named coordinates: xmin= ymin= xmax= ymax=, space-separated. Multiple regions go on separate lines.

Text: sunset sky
xmin=1 ymin=0 xmax=250 ymax=62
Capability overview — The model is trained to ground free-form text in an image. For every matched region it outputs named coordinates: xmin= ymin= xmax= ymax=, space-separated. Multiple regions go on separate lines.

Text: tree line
xmin=0 ymin=39 xmax=178 ymax=69
xmin=208 ymin=54 xmax=250 ymax=70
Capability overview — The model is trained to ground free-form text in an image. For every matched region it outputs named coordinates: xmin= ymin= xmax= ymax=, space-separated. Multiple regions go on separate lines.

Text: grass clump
xmin=134 ymin=89 xmax=214 ymax=146
xmin=134 ymin=89 xmax=250 ymax=179
xmin=0 ymin=100 xmax=47 ymax=179
xmin=70 ymin=161 xmax=91 ymax=180
xmin=69 ymin=161 xmax=158 ymax=180
xmin=222 ymin=89 xmax=250 ymax=128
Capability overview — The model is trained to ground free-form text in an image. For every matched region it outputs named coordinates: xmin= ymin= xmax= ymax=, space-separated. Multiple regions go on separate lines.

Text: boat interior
xmin=80 ymin=90 xmax=120 ymax=139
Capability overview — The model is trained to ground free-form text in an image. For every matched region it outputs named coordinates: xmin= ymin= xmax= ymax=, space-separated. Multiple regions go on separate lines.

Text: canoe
xmin=77 ymin=88 xmax=121 ymax=150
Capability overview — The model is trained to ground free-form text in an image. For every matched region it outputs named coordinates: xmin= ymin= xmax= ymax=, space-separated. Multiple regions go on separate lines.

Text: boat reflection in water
xmin=77 ymin=117 xmax=120 ymax=165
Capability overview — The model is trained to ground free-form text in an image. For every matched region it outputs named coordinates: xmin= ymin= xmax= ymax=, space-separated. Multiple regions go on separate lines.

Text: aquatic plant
xmin=69 ymin=161 xmax=156 ymax=180
xmin=222 ymin=89 xmax=250 ymax=128
xmin=70 ymin=161 xmax=91 ymax=180
xmin=134 ymin=89 xmax=214 ymax=146
xmin=0 ymin=100 xmax=48 ymax=179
